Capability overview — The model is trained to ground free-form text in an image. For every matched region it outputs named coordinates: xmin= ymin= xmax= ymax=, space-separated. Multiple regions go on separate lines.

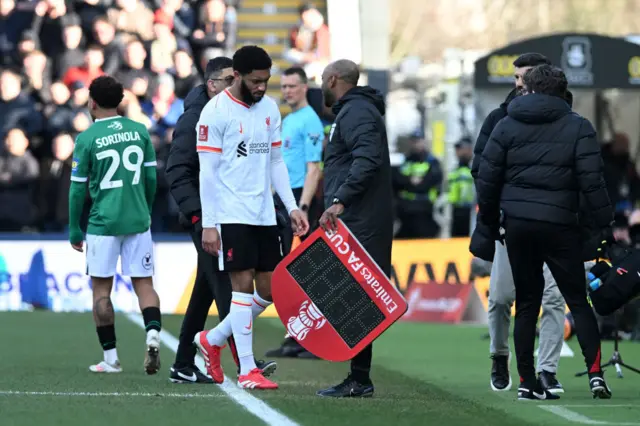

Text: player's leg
xmin=504 ymin=219 xmax=558 ymax=401
xmin=122 ymin=229 xmax=162 ymax=375
xmin=230 ymin=225 xmax=280 ymax=389
xmin=537 ymin=263 xmax=565 ymax=394
xmin=171 ymin=249 xmax=215 ymax=383
xmin=86 ymin=234 xmax=122 ymax=373
xmin=487 ymin=241 xmax=515 ymax=391
xmin=543 ymin=229 xmax=611 ymax=399
xmin=194 ymin=225 xmax=255 ymax=384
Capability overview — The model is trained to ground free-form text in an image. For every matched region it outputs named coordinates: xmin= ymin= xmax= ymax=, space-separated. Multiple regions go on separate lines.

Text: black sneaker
xmin=589 ymin=375 xmax=612 ymax=399
xmin=517 ymin=381 xmax=560 ymax=401
xmin=490 ymin=354 xmax=511 ymax=391
xmin=265 ymin=337 xmax=306 ymax=358
xmin=316 ymin=374 xmax=374 ymax=398
xmin=539 ymin=371 xmax=564 ymax=394
xmin=169 ymin=364 xmax=214 ymax=384
xmin=256 ymin=359 xmax=277 ymax=377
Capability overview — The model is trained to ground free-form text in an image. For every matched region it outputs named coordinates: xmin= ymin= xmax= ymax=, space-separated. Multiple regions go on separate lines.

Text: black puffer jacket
xmin=477 ymin=93 xmax=613 ymax=236
xmin=323 ymin=86 xmax=393 ymax=274
xmin=469 ymin=89 xmax=517 ymax=261
xmin=165 ymin=84 xmax=209 ymax=228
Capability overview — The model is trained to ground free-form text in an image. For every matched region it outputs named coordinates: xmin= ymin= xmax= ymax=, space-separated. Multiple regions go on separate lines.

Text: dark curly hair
xmin=89 ymin=75 xmax=124 ymax=109
xmin=232 ymin=45 xmax=272 ymax=75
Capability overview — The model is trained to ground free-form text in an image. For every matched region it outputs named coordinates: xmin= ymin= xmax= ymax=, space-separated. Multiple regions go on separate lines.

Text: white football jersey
xmin=196 ymin=89 xmax=282 ymax=226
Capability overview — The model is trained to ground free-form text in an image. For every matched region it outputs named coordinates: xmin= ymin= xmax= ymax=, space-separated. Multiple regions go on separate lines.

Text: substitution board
xmin=272 ymin=219 xmax=407 ymax=362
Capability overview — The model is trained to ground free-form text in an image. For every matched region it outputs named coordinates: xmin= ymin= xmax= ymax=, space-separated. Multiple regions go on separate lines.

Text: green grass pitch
xmin=1 ymin=311 xmax=639 ymax=426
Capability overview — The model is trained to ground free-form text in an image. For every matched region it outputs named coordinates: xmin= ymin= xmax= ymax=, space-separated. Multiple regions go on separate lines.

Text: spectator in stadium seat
xmin=115 ymin=39 xmax=154 ymax=100
xmin=150 ymin=19 xmax=177 ymax=75
xmin=0 ymin=128 xmax=40 ymax=231
xmin=107 ymin=0 xmax=154 ymax=42
xmin=38 ymin=132 xmax=74 ymax=231
xmin=170 ymin=0 xmax=197 ymax=40
xmin=92 ymin=16 xmax=124 ymax=76
xmin=121 ymin=89 xmax=153 ymax=128
xmin=22 ymin=49 xmax=53 ymax=105
xmin=15 ymin=30 xmax=40 ymax=67
xmin=284 ymin=4 xmax=330 ymax=83
xmin=44 ymin=81 xmax=75 ymax=141
xmin=74 ymin=0 xmax=112 ymax=34
xmin=36 ymin=0 xmax=70 ymax=59
xmin=191 ymin=0 xmax=230 ymax=59
xmin=172 ymin=48 xmax=203 ymax=99
xmin=0 ymin=0 xmax=34 ymax=67
xmin=141 ymin=73 xmax=184 ymax=139
xmin=55 ymin=13 xmax=85 ymax=80
xmin=62 ymin=44 xmax=105 ymax=88
xmin=0 ymin=68 xmax=44 ymax=148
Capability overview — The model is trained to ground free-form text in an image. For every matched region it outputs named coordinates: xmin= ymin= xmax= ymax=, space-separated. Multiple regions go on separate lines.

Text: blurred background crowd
xmin=0 ymin=0 xmax=332 ymax=233
xmin=3 ymin=0 xmax=640 ymax=247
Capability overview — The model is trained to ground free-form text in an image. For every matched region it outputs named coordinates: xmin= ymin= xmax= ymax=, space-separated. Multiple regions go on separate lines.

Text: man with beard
xmin=471 ymin=53 xmax=570 ymax=394
xmin=316 ymin=59 xmax=393 ymax=398
xmin=193 ymin=46 xmax=309 ymax=390
xmin=477 ymin=64 xmax=613 ymax=400
xmin=166 ymin=56 xmax=277 ymax=383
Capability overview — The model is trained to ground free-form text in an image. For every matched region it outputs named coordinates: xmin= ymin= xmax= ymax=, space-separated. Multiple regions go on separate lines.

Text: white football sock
xmin=104 ymin=348 xmax=119 ymax=365
xmin=146 ymin=329 xmax=159 ymax=347
xmin=206 ymin=315 xmax=232 ymax=347
xmin=229 ymin=291 xmax=257 ymax=375
xmin=251 ymin=290 xmax=272 ymax=319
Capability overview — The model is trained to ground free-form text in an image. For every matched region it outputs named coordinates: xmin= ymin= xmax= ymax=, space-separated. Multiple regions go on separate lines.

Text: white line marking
xmin=557 ymin=405 xmax=638 ymax=408
xmin=0 ymin=390 xmax=226 ymax=399
xmin=539 ymin=405 xmax=640 ymax=425
xmin=126 ymin=313 xmax=300 ymax=426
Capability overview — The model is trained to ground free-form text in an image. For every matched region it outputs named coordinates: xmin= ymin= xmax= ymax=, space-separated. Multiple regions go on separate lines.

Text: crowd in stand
xmin=3 ymin=0 xmax=639 ymax=240
xmin=0 ymin=0 xmax=239 ymax=232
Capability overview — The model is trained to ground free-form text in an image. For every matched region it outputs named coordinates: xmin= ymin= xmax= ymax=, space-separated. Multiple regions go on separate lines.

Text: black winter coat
xmin=469 ymin=89 xmax=517 ymax=261
xmin=165 ymin=84 xmax=210 ymax=228
xmin=323 ymin=86 xmax=394 ymax=275
xmin=477 ymin=93 xmax=613 ymax=238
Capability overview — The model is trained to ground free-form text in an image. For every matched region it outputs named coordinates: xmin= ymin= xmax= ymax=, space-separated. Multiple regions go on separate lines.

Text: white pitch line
xmin=0 ymin=390 xmax=226 ymax=399
xmin=126 ymin=313 xmax=300 ymax=426
xmin=538 ymin=405 xmax=640 ymax=425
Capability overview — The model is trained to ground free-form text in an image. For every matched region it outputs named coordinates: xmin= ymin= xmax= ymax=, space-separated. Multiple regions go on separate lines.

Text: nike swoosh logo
xmin=532 ymin=391 xmax=547 ymax=400
xmin=177 ymin=371 xmax=197 ymax=382
xmin=245 ymin=319 xmax=252 ymax=330
xmin=637 ymin=271 xmax=640 ymax=278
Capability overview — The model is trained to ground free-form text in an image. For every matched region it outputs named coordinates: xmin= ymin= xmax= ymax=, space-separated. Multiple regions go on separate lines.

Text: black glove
xmin=596 ymin=226 xmax=614 ymax=258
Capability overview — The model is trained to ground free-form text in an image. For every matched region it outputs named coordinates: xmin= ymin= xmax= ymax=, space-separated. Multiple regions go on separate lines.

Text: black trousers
xmin=174 ymin=227 xmax=236 ymax=367
xmin=505 ymin=218 xmax=602 ymax=384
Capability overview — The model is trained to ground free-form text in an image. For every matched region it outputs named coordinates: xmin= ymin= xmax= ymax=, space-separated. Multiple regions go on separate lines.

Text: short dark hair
xmin=512 ymin=53 xmax=551 ymax=68
xmin=205 ymin=57 xmax=233 ymax=79
xmin=523 ymin=64 xmax=568 ymax=97
xmin=282 ymin=66 xmax=308 ymax=84
xmin=232 ymin=46 xmax=272 ymax=75
xmin=89 ymin=75 xmax=124 ymax=109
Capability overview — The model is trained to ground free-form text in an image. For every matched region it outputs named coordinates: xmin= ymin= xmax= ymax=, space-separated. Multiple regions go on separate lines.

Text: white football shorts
xmin=85 ymin=229 xmax=154 ymax=278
